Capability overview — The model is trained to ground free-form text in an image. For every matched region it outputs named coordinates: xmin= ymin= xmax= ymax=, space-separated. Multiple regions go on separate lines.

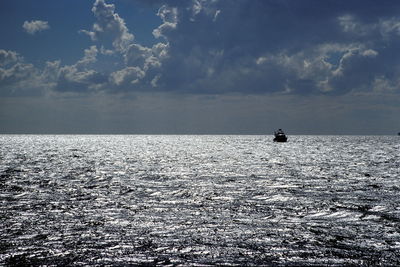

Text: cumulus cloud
xmin=138 ymin=0 xmax=400 ymax=95
xmin=50 ymin=46 xmax=108 ymax=92
xmin=0 ymin=50 xmax=20 ymax=66
xmin=124 ymin=44 xmax=151 ymax=67
xmin=74 ymin=0 xmax=169 ymax=92
xmin=152 ymin=5 xmax=178 ymax=39
xmin=56 ymin=65 xmax=107 ymax=92
xmin=76 ymin=45 xmax=98 ymax=67
xmin=22 ymin=20 xmax=50 ymax=35
xmin=5 ymin=0 xmax=400 ymax=96
xmin=110 ymin=67 xmax=145 ymax=86
xmin=0 ymin=50 xmax=41 ymax=96
xmin=372 ymin=76 xmax=400 ymax=92
xmin=338 ymin=14 xmax=400 ymax=40
xmin=80 ymin=0 xmax=134 ymax=52
xmin=0 ymin=62 xmax=36 ymax=86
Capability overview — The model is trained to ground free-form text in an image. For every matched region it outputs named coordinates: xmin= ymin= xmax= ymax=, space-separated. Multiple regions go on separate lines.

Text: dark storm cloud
xmin=149 ymin=0 xmax=400 ymax=95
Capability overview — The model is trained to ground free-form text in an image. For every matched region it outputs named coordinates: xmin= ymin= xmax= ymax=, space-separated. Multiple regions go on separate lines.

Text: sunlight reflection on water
xmin=1 ymin=135 xmax=400 ymax=266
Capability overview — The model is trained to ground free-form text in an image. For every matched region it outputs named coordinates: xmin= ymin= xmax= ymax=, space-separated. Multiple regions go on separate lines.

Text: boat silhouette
xmin=274 ymin=129 xmax=287 ymax=142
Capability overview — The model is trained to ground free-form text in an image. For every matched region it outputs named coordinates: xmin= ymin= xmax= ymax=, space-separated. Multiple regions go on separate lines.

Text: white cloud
xmin=0 ymin=62 xmax=36 ymax=84
xmin=76 ymin=46 xmax=98 ymax=67
xmin=213 ymin=10 xmax=221 ymax=22
xmin=339 ymin=14 xmax=400 ymax=39
xmin=0 ymin=50 xmax=20 ymax=66
xmin=362 ymin=49 xmax=378 ymax=57
xmin=151 ymin=74 xmax=162 ymax=87
xmin=81 ymin=0 xmax=134 ymax=52
xmin=152 ymin=43 xmax=169 ymax=60
xmin=125 ymin=44 xmax=152 ymax=68
xmin=110 ymin=67 xmax=145 ymax=86
xmin=76 ymin=0 xmax=168 ymax=92
xmin=256 ymin=57 xmax=267 ymax=65
xmin=56 ymin=64 xmax=106 ymax=92
xmin=41 ymin=60 xmax=61 ymax=88
xmin=100 ymin=46 xmax=114 ymax=56
xmin=0 ymin=50 xmax=44 ymax=96
xmin=0 ymin=63 xmax=40 ymax=96
xmin=22 ymin=20 xmax=50 ymax=35
xmin=372 ymin=76 xmax=400 ymax=93
xmin=37 ymin=46 xmax=107 ymax=93
xmin=191 ymin=0 xmax=203 ymax=17
xmin=152 ymin=5 xmax=178 ymax=39
xmin=339 ymin=15 xmax=362 ymax=33
xmin=6 ymin=0 xmax=400 ymax=97
xmin=380 ymin=17 xmax=400 ymax=37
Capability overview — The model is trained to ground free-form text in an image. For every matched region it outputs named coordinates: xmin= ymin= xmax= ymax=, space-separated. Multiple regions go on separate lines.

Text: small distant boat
xmin=274 ymin=129 xmax=287 ymax=142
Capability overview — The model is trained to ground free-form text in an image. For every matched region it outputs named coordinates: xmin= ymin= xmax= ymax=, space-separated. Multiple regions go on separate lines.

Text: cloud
xmin=80 ymin=0 xmax=134 ymax=52
xmin=0 ymin=50 xmax=42 ymax=96
xmin=338 ymin=14 xmax=400 ymax=40
xmin=380 ymin=18 xmax=400 ymax=37
xmin=124 ymin=44 xmax=151 ymax=68
xmin=138 ymin=0 xmax=400 ymax=95
xmin=152 ymin=5 xmax=178 ymax=39
xmin=74 ymin=0 xmax=168 ymax=93
xmin=76 ymin=45 xmax=98 ymax=67
xmin=22 ymin=20 xmax=50 ymax=35
xmin=0 ymin=62 xmax=37 ymax=87
xmin=3 ymin=0 xmax=400 ymax=134
xmin=4 ymin=0 xmax=400 ymax=97
xmin=50 ymin=46 xmax=107 ymax=93
xmin=372 ymin=76 xmax=400 ymax=93
xmin=110 ymin=67 xmax=145 ymax=86
xmin=56 ymin=65 xmax=107 ymax=92
xmin=0 ymin=50 xmax=20 ymax=66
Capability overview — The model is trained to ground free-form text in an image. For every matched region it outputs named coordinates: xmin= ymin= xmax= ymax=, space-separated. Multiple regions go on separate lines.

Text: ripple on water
xmin=0 ymin=135 xmax=399 ymax=266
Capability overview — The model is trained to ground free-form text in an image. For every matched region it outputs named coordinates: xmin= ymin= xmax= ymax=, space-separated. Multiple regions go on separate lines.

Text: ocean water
xmin=0 ymin=135 xmax=399 ymax=266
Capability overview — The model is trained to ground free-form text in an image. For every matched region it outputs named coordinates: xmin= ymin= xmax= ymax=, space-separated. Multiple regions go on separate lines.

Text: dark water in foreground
xmin=1 ymin=135 xmax=399 ymax=266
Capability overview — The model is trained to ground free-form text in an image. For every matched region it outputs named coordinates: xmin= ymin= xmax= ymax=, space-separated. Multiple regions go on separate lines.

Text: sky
xmin=1 ymin=0 xmax=400 ymax=134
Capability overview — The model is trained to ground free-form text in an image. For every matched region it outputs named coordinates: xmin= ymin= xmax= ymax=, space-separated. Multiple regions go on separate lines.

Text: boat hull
xmin=273 ymin=136 xmax=287 ymax=142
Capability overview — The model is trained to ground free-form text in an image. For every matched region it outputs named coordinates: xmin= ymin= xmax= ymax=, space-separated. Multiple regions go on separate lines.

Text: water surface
xmin=1 ymin=135 xmax=399 ymax=266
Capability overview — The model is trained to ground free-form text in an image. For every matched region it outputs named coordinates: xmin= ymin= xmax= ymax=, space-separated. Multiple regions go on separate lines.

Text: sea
xmin=0 ymin=135 xmax=399 ymax=266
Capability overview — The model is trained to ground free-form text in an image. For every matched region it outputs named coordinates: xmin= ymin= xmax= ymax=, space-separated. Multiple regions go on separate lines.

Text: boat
xmin=273 ymin=129 xmax=287 ymax=142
